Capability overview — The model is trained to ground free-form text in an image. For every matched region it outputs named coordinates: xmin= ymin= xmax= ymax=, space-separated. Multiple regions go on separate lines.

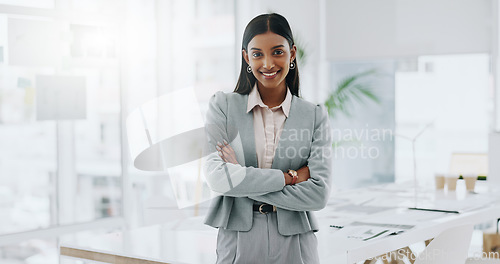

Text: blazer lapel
xmin=238 ymin=94 xmax=259 ymax=168
xmin=271 ymin=95 xmax=297 ymax=171
xmin=236 ymin=94 xmax=300 ymax=170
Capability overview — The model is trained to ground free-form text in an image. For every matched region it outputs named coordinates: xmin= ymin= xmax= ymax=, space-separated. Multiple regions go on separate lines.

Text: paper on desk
xmin=334 ymin=204 xmax=396 ymax=214
xmin=345 ymin=226 xmax=390 ymax=240
xmin=334 ymin=221 xmax=415 ymax=241
xmin=414 ymin=195 xmax=495 ymax=213
xmin=350 ymin=221 xmax=415 ymax=230
xmin=380 ymin=209 xmax=449 ymax=222
xmin=339 ymin=226 xmax=399 ymax=241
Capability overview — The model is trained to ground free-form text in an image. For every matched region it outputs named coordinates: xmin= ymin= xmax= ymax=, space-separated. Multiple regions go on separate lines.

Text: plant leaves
xmin=324 ymin=69 xmax=380 ymax=119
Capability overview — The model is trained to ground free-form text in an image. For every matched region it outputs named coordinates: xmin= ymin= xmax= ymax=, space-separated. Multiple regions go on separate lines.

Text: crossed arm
xmin=216 ymin=140 xmax=311 ymax=185
xmin=204 ymin=92 xmax=332 ymax=211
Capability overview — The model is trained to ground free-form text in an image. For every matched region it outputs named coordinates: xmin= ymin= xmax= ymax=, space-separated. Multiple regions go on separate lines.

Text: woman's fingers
xmin=223 ymin=148 xmax=238 ymax=164
xmin=225 ymin=142 xmax=237 ymax=156
xmin=222 ymin=140 xmax=238 ymax=160
xmin=218 ymin=141 xmax=234 ymax=156
xmin=221 ymin=145 xmax=234 ymax=157
xmin=218 ymin=151 xmax=227 ymax=162
xmin=216 ymin=143 xmax=227 ymax=161
xmin=217 ymin=141 xmax=238 ymax=164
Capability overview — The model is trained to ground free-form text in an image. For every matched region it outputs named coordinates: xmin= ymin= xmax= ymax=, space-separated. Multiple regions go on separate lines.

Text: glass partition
xmin=0 ymin=7 xmax=122 ymax=234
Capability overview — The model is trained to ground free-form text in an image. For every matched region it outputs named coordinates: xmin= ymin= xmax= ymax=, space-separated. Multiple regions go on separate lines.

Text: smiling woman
xmin=203 ymin=13 xmax=332 ymax=264
xmin=242 ymin=32 xmax=296 ymax=107
xmin=234 ymin=13 xmax=300 ymax=100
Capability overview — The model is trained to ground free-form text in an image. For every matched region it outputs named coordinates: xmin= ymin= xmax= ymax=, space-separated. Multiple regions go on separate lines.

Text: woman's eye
xmin=274 ymin=50 xmax=284 ymax=55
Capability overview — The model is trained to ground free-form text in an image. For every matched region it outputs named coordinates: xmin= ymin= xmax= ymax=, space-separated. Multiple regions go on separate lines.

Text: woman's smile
xmin=261 ymin=70 xmax=280 ymax=79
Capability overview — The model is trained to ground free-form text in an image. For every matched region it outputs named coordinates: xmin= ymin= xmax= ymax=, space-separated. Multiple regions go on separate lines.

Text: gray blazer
xmin=203 ymin=91 xmax=332 ymax=236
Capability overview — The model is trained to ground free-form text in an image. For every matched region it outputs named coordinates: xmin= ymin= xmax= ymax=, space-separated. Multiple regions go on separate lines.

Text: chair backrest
xmin=414 ymin=224 xmax=474 ymax=264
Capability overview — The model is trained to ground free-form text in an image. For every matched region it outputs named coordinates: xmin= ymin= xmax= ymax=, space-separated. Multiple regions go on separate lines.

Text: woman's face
xmin=243 ymin=31 xmax=296 ymax=90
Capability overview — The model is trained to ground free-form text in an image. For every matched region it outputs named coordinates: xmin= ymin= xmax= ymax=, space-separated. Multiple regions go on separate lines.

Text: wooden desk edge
xmin=60 ymin=246 xmax=171 ymax=264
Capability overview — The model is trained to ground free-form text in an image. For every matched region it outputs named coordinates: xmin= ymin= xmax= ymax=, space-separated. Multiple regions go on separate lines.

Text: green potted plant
xmin=324 ymin=69 xmax=380 ymax=119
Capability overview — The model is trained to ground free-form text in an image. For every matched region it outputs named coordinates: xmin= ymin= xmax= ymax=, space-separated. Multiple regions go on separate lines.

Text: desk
xmin=315 ymin=182 xmax=500 ymax=263
xmin=60 ymin=182 xmax=500 ymax=264
xmin=60 ymin=217 xmax=217 ymax=264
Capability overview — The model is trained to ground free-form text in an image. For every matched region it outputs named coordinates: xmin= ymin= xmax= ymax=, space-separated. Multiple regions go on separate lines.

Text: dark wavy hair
xmin=233 ymin=13 xmax=300 ymax=96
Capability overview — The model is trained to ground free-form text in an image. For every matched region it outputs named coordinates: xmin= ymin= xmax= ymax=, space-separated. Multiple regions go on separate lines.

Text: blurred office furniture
xmin=448 ymin=152 xmax=488 ymax=194
xmin=469 ymin=219 xmax=500 ymax=263
xmin=315 ymin=182 xmax=500 ymax=263
xmin=60 ymin=216 xmax=217 ymax=264
xmin=60 ymin=182 xmax=500 ymax=264
xmin=414 ymin=224 xmax=473 ymax=264
xmin=449 ymin=153 xmax=488 ymax=177
xmin=363 ymin=246 xmax=415 ymax=264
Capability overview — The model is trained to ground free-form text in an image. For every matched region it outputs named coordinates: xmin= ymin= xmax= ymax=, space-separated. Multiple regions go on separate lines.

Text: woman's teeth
xmin=262 ymin=71 xmax=277 ymax=77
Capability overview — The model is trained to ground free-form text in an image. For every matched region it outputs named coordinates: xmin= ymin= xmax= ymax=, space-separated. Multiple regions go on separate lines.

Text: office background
xmin=0 ymin=0 xmax=498 ymax=263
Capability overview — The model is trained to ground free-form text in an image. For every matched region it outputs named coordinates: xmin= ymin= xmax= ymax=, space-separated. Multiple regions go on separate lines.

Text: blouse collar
xmin=246 ymin=84 xmax=292 ymax=117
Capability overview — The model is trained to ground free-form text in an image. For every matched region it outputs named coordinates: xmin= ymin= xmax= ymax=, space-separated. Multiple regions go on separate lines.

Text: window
xmin=0 ymin=3 xmax=123 ymax=261
xmin=395 ymin=54 xmax=491 ymax=184
xmin=328 ymin=54 xmax=492 ymax=189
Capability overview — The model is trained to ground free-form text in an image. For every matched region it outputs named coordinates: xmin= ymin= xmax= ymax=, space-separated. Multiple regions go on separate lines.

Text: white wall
xmin=326 ymin=0 xmax=492 ymax=60
xmin=493 ymin=0 xmax=500 ymax=132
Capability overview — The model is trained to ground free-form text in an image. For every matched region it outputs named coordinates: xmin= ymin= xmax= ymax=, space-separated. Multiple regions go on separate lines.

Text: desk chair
xmin=363 ymin=246 xmax=415 ymax=264
xmin=414 ymin=224 xmax=473 ymax=264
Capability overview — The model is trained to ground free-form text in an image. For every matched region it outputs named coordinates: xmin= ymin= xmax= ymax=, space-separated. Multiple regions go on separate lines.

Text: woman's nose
xmin=263 ymin=57 xmax=275 ymax=69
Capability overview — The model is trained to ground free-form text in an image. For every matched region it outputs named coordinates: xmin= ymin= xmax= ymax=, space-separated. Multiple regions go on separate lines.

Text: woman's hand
xmin=296 ymin=166 xmax=310 ymax=184
xmin=285 ymin=166 xmax=310 ymax=185
xmin=217 ymin=140 xmax=239 ymax=165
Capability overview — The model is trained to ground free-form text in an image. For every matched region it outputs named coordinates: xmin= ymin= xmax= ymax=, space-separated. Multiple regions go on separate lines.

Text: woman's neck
xmin=257 ymin=82 xmax=287 ymax=108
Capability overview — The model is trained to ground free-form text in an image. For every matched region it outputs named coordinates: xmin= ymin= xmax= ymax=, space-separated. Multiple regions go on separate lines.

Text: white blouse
xmin=246 ymin=84 xmax=292 ymax=169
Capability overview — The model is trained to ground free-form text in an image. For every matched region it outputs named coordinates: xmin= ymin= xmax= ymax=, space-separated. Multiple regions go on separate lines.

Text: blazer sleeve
xmin=248 ymin=104 xmax=333 ymax=211
xmin=203 ymin=91 xmax=286 ymax=197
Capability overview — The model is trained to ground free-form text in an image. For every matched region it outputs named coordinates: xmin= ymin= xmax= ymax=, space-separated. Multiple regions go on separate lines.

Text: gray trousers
xmin=215 ymin=211 xmax=320 ymax=264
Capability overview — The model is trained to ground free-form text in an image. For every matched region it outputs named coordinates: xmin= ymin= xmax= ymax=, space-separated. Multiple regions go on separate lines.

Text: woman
xmin=203 ymin=13 xmax=332 ymax=264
